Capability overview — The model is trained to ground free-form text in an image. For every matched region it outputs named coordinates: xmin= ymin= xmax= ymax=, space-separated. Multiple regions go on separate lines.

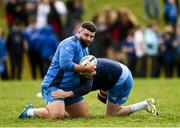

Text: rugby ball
xmin=79 ymin=55 xmax=97 ymax=66
xmin=79 ymin=55 xmax=97 ymax=75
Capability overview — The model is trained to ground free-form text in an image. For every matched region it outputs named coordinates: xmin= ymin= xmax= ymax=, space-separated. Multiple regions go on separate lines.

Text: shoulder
xmin=60 ymin=36 xmax=78 ymax=47
xmin=0 ymin=38 xmax=5 ymax=43
xmin=97 ymin=58 xmax=123 ymax=67
xmin=97 ymin=58 xmax=115 ymax=64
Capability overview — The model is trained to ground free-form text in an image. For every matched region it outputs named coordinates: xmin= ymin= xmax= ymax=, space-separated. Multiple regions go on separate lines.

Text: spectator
xmin=144 ymin=22 xmax=160 ymax=77
xmin=110 ymin=9 xmax=138 ymax=62
xmin=5 ymin=0 xmax=17 ymax=28
xmin=117 ymin=9 xmax=138 ymax=41
xmin=24 ymin=16 xmax=43 ymax=79
xmin=0 ymin=27 xmax=8 ymax=80
xmin=54 ymin=0 xmax=67 ymax=16
xmin=48 ymin=0 xmax=64 ymax=39
xmin=143 ymin=0 xmax=159 ymax=19
xmin=24 ymin=0 xmax=37 ymax=26
xmin=65 ymin=0 xmax=84 ymax=37
xmin=38 ymin=25 xmax=58 ymax=76
xmin=6 ymin=20 xmax=27 ymax=80
xmin=164 ymin=0 xmax=178 ymax=27
xmin=90 ymin=7 xmax=114 ymax=58
xmin=36 ymin=0 xmax=50 ymax=28
xmin=53 ymin=0 xmax=67 ymax=39
xmin=122 ymin=31 xmax=137 ymax=76
xmin=160 ymin=24 xmax=175 ymax=77
xmin=174 ymin=24 xmax=180 ymax=77
xmin=134 ymin=25 xmax=147 ymax=77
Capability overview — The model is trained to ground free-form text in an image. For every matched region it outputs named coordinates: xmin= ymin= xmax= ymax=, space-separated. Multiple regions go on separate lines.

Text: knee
xmin=71 ymin=111 xmax=90 ymax=118
xmin=81 ymin=112 xmax=90 ymax=117
xmin=50 ymin=112 xmax=65 ymax=120
xmin=105 ymin=112 xmax=115 ymax=116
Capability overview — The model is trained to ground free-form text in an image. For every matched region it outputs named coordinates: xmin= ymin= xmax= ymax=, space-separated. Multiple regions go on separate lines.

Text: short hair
xmin=28 ymin=15 xmax=36 ymax=24
xmin=81 ymin=21 xmax=97 ymax=32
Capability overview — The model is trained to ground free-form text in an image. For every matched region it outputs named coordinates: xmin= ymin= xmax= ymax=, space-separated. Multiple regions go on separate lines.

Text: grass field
xmin=0 ymin=79 xmax=180 ymax=127
xmin=0 ymin=1 xmax=180 ymax=127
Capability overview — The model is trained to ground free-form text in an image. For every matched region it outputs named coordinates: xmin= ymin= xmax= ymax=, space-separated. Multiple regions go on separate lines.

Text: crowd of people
xmin=0 ymin=0 xmax=83 ymax=80
xmin=0 ymin=0 xmax=180 ymax=80
xmin=91 ymin=0 xmax=180 ymax=78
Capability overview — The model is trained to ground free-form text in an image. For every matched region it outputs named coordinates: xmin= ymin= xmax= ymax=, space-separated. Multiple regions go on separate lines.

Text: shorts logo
xmin=122 ymin=97 xmax=127 ymax=101
xmin=112 ymin=96 xmax=116 ymax=101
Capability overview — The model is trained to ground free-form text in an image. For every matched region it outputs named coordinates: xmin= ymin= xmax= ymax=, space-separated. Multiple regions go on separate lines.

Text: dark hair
xmin=81 ymin=21 xmax=97 ymax=32
xmin=28 ymin=15 xmax=36 ymax=25
xmin=127 ymin=29 xmax=134 ymax=36
xmin=12 ymin=19 xmax=21 ymax=26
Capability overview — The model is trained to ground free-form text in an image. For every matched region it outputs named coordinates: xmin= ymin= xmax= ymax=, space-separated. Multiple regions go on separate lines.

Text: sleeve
xmin=59 ymin=41 xmax=76 ymax=71
xmin=72 ymin=77 xmax=93 ymax=97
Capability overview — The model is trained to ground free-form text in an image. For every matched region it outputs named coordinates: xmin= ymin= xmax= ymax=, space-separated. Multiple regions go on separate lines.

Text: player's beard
xmin=79 ymin=38 xmax=90 ymax=47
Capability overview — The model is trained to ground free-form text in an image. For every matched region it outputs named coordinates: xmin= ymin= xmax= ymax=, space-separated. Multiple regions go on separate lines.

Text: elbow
xmin=87 ymin=85 xmax=92 ymax=92
xmin=84 ymin=85 xmax=92 ymax=94
xmin=60 ymin=62 xmax=74 ymax=71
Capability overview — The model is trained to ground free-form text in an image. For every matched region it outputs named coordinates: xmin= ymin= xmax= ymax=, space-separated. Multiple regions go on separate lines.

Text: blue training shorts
xmin=41 ymin=86 xmax=83 ymax=106
xmin=108 ymin=68 xmax=133 ymax=105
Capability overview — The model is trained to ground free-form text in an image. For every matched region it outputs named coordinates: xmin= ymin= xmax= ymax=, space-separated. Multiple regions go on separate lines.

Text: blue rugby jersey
xmin=41 ymin=36 xmax=89 ymax=90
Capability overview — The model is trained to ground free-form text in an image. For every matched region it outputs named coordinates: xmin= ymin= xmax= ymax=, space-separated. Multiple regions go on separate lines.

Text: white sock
xmin=130 ymin=101 xmax=148 ymax=112
xmin=27 ymin=109 xmax=35 ymax=117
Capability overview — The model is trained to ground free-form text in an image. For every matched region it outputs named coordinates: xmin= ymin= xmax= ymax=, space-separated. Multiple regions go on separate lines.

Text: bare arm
xmin=73 ymin=63 xmax=95 ymax=73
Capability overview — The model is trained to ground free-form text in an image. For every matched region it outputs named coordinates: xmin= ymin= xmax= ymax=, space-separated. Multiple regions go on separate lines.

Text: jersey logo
xmin=65 ymin=47 xmax=70 ymax=50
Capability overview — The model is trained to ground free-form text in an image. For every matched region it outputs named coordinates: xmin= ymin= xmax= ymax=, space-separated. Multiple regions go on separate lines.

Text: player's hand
xmin=51 ymin=89 xmax=67 ymax=99
xmin=84 ymin=71 xmax=96 ymax=78
xmin=84 ymin=61 xmax=96 ymax=73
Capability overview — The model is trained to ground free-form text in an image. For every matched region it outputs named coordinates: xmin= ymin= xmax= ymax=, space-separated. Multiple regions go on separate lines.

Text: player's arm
xmin=74 ymin=63 xmax=95 ymax=73
xmin=72 ymin=77 xmax=93 ymax=97
xmin=51 ymin=77 xmax=93 ymax=99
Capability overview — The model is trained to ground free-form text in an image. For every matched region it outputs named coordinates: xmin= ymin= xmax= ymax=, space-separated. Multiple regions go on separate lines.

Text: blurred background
xmin=0 ymin=0 xmax=180 ymax=80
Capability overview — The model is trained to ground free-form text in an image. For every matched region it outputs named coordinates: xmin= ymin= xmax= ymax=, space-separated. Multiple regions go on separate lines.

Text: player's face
xmin=79 ymin=28 xmax=95 ymax=47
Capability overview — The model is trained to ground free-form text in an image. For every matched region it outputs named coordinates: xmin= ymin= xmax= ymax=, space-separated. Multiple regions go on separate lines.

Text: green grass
xmin=0 ymin=79 xmax=180 ymax=127
xmin=84 ymin=0 xmax=146 ymax=20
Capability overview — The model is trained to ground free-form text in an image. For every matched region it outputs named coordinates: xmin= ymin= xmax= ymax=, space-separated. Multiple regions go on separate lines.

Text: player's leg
xmin=106 ymin=98 xmax=158 ymax=116
xmin=65 ymin=97 xmax=89 ymax=118
xmin=105 ymin=71 xmax=158 ymax=116
xmin=46 ymin=101 xmax=65 ymax=119
xmin=34 ymin=101 xmax=65 ymax=119
xmin=19 ymin=87 xmax=66 ymax=119
xmin=105 ymin=69 xmax=133 ymax=116
xmin=18 ymin=101 xmax=65 ymax=119
xmin=105 ymin=100 xmax=132 ymax=116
